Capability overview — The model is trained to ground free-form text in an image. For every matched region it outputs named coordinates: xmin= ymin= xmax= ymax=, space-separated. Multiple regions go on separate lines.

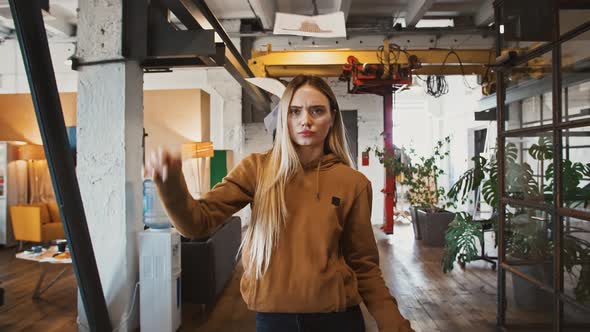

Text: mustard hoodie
xmin=158 ymin=152 xmax=413 ymax=332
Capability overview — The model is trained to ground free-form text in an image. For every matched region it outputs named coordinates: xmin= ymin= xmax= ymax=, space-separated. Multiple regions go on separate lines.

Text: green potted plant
xmin=443 ymin=137 xmax=590 ymax=309
xmin=372 ymin=136 xmax=454 ymax=245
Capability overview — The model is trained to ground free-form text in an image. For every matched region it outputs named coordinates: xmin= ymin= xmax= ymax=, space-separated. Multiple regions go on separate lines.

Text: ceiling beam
xmin=0 ymin=2 xmax=74 ymax=37
xmin=170 ymin=0 xmax=270 ymax=109
xmin=42 ymin=14 xmax=75 ymax=37
xmin=474 ymin=0 xmax=494 ymax=26
xmin=247 ymin=0 xmax=276 ymax=30
xmin=337 ymin=0 xmax=352 ymax=20
xmin=259 ymin=64 xmax=488 ymax=78
xmin=405 ymin=0 xmax=435 ymax=27
xmin=249 ymin=48 xmax=494 ymax=77
xmin=230 ymin=25 xmax=492 ymax=37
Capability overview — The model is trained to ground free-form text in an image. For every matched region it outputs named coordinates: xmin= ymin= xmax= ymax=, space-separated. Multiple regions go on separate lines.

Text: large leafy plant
xmin=443 ymin=137 xmax=590 ymax=304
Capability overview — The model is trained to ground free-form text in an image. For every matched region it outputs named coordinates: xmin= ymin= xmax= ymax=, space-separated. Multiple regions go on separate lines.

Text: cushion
xmin=47 ymin=201 xmax=62 ymax=224
xmin=28 ymin=203 xmax=51 ymax=225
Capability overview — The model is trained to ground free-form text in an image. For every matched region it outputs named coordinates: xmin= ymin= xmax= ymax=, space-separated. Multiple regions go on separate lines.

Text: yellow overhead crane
xmin=247 ymin=40 xmax=496 ymax=235
xmin=248 ymin=41 xmax=495 ymax=78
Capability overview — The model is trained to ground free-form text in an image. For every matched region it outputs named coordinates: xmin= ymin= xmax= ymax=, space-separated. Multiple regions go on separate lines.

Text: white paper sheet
xmin=273 ymin=12 xmax=347 ymax=38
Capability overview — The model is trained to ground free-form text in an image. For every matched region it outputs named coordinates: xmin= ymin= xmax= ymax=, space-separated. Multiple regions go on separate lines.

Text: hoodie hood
xmin=300 ymin=153 xmax=343 ymax=171
xmin=300 ymin=153 xmax=345 ymax=200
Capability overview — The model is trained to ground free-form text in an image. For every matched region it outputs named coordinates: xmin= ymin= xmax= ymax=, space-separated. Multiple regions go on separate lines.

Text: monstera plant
xmin=442 ymin=137 xmax=590 ymax=305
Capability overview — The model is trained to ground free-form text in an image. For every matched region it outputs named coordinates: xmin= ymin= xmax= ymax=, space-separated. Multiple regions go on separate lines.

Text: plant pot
xmin=410 ymin=206 xmax=422 ymax=240
xmin=417 ymin=209 xmax=455 ymax=247
xmin=510 ymin=259 xmax=554 ymax=312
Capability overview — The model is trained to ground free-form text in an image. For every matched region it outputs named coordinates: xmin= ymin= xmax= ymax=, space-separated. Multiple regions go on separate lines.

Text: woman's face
xmin=287 ymin=84 xmax=335 ymax=149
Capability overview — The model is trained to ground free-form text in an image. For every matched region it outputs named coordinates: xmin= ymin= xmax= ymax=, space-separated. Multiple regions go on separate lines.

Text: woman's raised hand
xmin=144 ymin=146 xmax=183 ymax=193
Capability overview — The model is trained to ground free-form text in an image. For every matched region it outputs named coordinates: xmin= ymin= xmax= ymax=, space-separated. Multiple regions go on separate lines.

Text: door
xmin=341 ymin=111 xmax=358 ymax=168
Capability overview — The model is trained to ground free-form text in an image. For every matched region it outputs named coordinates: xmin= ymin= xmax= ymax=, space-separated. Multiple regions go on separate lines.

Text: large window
xmin=495 ymin=1 xmax=590 ymax=331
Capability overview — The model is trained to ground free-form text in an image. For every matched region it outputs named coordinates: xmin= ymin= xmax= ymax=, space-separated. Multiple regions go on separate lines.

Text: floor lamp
xmin=18 ymin=144 xmax=46 ymax=204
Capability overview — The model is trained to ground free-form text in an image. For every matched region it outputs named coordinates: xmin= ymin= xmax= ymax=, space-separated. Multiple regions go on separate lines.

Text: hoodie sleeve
xmin=341 ymin=182 xmax=414 ymax=332
xmin=159 ymin=154 xmax=258 ymax=239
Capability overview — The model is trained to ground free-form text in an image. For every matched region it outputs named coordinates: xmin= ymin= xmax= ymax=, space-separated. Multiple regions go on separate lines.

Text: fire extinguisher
xmin=362 ymin=150 xmax=369 ymax=166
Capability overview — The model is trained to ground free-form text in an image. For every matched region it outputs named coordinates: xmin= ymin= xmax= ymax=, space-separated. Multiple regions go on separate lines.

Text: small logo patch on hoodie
xmin=331 ymin=196 xmax=341 ymax=207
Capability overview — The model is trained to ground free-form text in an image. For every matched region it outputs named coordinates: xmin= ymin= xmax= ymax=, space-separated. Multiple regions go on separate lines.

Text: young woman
xmin=146 ymin=75 xmax=413 ymax=332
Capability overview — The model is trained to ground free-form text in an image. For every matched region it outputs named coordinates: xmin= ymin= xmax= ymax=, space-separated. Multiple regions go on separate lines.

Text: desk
xmin=15 ymin=246 xmax=72 ymax=299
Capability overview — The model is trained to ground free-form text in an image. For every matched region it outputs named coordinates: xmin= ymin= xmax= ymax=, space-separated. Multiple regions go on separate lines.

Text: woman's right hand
xmin=144 ymin=146 xmax=184 ymax=195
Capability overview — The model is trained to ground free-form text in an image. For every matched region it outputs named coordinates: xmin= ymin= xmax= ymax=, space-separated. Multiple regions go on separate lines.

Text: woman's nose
xmin=300 ymin=110 xmax=312 ymax=126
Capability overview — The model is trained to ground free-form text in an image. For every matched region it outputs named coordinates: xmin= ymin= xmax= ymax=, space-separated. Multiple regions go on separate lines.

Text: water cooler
xmin=139 ymin=228 xmax=182 ymax=332
xmin=140 ymin=180 xmax=181 ymax=331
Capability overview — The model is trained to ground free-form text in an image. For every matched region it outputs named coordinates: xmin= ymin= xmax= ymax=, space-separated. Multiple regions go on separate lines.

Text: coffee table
xmin=15 ymin=246 xmax=72 ymax=299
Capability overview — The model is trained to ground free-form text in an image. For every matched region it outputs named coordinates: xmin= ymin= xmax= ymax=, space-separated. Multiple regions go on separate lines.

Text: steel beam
xmin=166 ymin=0 xmax=270 ymax=109
xmin=249 ymin=48 xmax=494 ymax=77
xmin=148 ymin=3 xmax=217 ymax=59
xmin=124 ymin=0 xmax=223 ymax=69
xmin=259 ymin=64 xmax=488 ymax=78
xmin=8 ymin=0 xmax=111 ymax=331
xmin=231 ymin=26 xmax=493 ymax=38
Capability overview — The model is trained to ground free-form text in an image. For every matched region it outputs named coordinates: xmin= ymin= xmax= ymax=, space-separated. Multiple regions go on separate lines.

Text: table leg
xmin=32 ymin=264 xmax=48 ymax=299
xmin=32 ymin=264 xmax=70 ymax=300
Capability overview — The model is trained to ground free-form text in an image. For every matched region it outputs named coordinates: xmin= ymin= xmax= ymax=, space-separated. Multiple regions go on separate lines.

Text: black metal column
xmin=8 ymin=1 xmax=112 ymax=331
xmin=493 ymin=0 xmax=507 ymax=328
xmin=550 ymin=1 xmax=564 ymax=330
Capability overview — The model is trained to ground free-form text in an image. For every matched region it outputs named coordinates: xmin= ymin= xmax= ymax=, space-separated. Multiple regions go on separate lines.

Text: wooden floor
xmin=0 ymin=245 xmax=78 ymax=331
xmin=0 ymin=223 xmax=575 ymax=332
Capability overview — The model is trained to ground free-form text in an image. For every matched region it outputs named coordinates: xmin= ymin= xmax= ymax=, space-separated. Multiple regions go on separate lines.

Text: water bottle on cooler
xmin=143 ymin=179 xmax=171 ymax=229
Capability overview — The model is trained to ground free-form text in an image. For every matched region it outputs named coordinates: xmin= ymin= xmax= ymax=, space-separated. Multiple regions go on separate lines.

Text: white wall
xmin=0 ymin=39 xmax=77 ymax=93
xmin=392 ymin=75 xmax=494 ymax=213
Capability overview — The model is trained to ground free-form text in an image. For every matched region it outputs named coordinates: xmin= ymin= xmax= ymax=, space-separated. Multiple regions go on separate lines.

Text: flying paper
xmin=274 ymin=12 xmax=347 ymax=38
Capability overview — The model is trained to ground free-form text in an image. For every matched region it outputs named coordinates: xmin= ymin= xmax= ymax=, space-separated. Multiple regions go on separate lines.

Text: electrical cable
xmin=440 ymin=49 xmax=476 ymax=90
xmin=425 ymin=75 xmax=449 ymax=97
xmin=76 ymin=281 xmax=141 ymax=332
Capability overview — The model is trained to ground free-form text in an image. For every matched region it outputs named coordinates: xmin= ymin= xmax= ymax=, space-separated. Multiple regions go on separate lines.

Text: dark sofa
xmin=181 ymin=216 xmax=242 ymax=308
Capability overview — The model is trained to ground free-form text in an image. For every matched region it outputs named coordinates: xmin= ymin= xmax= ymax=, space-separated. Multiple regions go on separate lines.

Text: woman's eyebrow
xmin=289 ymin=104 xmax=327 ymax=109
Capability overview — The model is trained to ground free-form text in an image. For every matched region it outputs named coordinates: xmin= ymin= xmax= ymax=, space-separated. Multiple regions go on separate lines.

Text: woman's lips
xmin=299 ymin=130 xmax=314 ymax=137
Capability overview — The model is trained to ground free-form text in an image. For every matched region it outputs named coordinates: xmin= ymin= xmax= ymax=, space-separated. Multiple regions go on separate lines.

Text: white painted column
xmin=76 ymin=1 xmax=143 ymax=331
xmin=206 ymin=68 xmax=244 ymax=158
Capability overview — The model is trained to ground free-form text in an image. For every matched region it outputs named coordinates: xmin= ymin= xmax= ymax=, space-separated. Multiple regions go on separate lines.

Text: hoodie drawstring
xmin=316 ymin=159 xmax=321 ymax=200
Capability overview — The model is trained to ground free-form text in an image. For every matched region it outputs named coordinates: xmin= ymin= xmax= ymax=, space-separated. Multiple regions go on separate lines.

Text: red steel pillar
xmin=381 ymin=91 xmax=395 ymax=234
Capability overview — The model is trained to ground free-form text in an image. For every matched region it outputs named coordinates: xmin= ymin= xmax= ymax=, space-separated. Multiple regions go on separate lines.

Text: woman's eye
xmin=311 ymin=107 xmax=325 ymax=115
xmin=289 ymin=108 xmax=300 ymax=115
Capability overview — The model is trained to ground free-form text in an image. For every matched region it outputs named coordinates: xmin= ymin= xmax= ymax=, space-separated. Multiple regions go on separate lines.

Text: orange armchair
xmin=10 ymin=201 xmax=65 ymax=244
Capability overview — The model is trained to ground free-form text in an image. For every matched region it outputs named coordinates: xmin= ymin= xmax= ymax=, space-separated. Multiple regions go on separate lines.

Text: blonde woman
xmin=146 ymin=75 xmax=413 ymax=332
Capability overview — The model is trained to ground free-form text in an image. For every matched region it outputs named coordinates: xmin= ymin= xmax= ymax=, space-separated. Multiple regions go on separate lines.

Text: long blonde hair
xmin=240 ymin=75 xmax=353 ymax=279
